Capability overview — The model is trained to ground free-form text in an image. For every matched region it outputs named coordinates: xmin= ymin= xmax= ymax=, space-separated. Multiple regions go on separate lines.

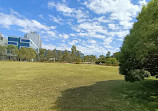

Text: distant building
xmin=24 ymin=32 xmax=42 ymax=50
xmin=0 ymin=33 xmax=8 ymax=46
xmin=8 ymin=36 xmax=39 ymax=53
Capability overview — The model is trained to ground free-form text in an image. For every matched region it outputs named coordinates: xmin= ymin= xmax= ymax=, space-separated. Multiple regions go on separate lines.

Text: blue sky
xmin=0 ymin=0 xmax=150 ymax=56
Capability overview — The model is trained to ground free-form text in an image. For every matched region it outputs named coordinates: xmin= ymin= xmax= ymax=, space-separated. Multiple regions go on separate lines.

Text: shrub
xmin=125 ymin=69 xmax=150 ymax=82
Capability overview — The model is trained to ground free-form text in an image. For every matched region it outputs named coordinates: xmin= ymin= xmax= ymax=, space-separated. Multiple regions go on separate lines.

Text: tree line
xmin=38 ymin=45 xmax=82 ymax=63
xmin=0 ymin=44 xmax=118 ymax=65
xmin=0 ymin=45 xmax=37 ymax=61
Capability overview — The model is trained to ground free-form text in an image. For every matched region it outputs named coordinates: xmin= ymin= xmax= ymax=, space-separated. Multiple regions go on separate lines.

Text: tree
xmin=113 ymin=52 xmax=120 ymax=61
xmin=7 ymin=45 xmax=18 ymax=60
xmin=52 ymin=49 xmax=57 ymax=61
xmin=57 ymin=50 xmax=63 ymax=62
xmin=119 ymin=0 xmax=158 ymax=82
xmin=106 ymin=57 xmax=118 ymax=65
xmin=18 ymin=47 xmax=27 ymax=61
xmin=83 ymin=55 xmax=89 ymax=62
xmin=17 ymin=48 xmax=37 ymax=61
xmin=26 ymin=48 xmax=37 ymax=61
xmin=39 ymin=48 xmax=46 ymax=62
xmin=97 ymin=55 xmax=106 ymax=63
xmin=46 ymin=50 xmax=53 ymax=61
xmin=0 ymin=45 xmax=7 ymax=60
xmin=62 ymin=50 xmax=71 ymax=62
xmin=71 ymin=45 xmax=77 ymax=62
xmin=106 ymin=51 xmax=111 ymax=58
xmin=76 ymin=51 xmax=81 ymax=63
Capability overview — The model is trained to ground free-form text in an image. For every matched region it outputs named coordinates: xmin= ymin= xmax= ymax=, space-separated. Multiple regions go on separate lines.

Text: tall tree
xmin=46 ymin=50 xmax=53 ymax=61
xmin=26 ymin=48 xmax=37 ymax=61
xmin=106 ymin=51 xmax=111 ymax=58
xmin=113 ymin=52 xmax=120 ymax=61
xmin=52 ymin=49 xmax=57 ymax=61
xmin=18 ymin=48 xmax=37 ymax=61
xmin=76 ymin=51 xmax=81 ymax=63
xmin=39 ymin=48 xmax=46 ymax=62
xmin=71 ymin=45 xmax=77 ymax=62
xmin=57 ymin=50 xmax=63 ymax=62
xmin=62 ymin=50 xmax=71 ymax=62
xmin=119 ymin=0 xmax=158 ymax=82
xmin=18 ymin=47 xmax=27 ymax=61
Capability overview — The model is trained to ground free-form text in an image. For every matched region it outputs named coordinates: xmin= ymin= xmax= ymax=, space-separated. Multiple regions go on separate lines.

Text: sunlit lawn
xmin=0 ymin=62 xmax=158 ymax=111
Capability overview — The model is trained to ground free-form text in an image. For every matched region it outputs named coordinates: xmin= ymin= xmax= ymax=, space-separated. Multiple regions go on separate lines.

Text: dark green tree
xmin=106 ymin=51 xmax=111 ymax=58
xmin=113 ymin=52 xmax=120 ymax=61
xmin=119 ymin=0 xmax=158 ymax=82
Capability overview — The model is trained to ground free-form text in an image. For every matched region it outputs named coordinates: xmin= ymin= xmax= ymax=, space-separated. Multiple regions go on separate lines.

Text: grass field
xmin=0 ymin=62 xmax=158 ymax=111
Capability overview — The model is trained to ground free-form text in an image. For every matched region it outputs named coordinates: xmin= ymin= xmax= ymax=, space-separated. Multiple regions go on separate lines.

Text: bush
xmin=125 ymin=69 xmax=150 ymax=82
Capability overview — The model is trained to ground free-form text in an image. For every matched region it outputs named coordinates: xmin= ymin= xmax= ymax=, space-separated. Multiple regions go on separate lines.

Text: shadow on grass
xmin=52 ymin=80 xmax=158 ymax=111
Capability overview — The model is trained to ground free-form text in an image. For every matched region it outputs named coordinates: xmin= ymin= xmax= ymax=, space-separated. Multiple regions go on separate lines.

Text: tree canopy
xmin=119 ymin=0 xmax=158 ymax=82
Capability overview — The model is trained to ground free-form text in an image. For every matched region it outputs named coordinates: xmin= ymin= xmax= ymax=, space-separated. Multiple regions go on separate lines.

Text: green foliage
xmin=106 ymin=51 xmax=111 ymax=58
xmin=39 ymin=48 xmax=46 ymax=62
xmin=57 ymin=50 xmax=63 ymax=62
xmin=125 ymin=69 xmax=146 ymax=82
xmin=52 ymin=49 xmax=57 ymax=61
xmin=17 ymin=48 xmax=37 ymax=61
xmin=71 ymin=45 xmax=77 ymax=62
xmin=119 ymin=0 xmax=158 ymax=82
xmin=107 ymin=57 xmax=118 ymax=66
xmin=0 ymin=45 xmax=7 ymax=60
xmin=7 ymin=45 xmax=18 ymax=60
xmin=62 ymin=50 xmax=71 ymax=62
xmin=46 ymin=50 xmax=53 ymax=61
xmin=113 ymin=52 xmax=120 ymax=61
xmin=96 ymin=52 xmax=119 ymax=66
xmin=84 ymin=55 xmax=97 ymax=62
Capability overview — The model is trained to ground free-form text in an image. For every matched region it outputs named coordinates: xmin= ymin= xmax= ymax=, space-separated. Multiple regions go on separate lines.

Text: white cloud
xmin=139 ymin=0 xmax=147 ymax=6
xmin=85 ymin=0 xmax=146 ymax=29
xmin=85 ymin=0 xmax=141 ymax=15
xmin=103 ymin=37 xmax=113 ymax=45
xmin=42 ymin=43 xmax=71 ymax=51
xmin=59 ymin=34 xmax=69 ymax=39
xmin=48 ymin=1 xmax=55 ymax=8
xmin=56 ymin=3 xmax=74 ymax=14
xmin=88 ymin=39 xmax=96 ymax=44
xmin=48 ymin=1 xmax=88 ymax=23
xmin=52 ymin=16 xmax=63 ymax=24
xmin=70 ymin=33 xmax=76 ymax=36
xmin=0 ymin=10 xmax=57 ymax=40
xmin=108 ymin=24 xmax=120 ymax=30
xmin=73 ymin=22 xmax=108 ymax=39
xmin=69 ymin=40 xmax=78 ymax=45
xmin=93 ymin=16 xmax=109 ymax=23
xmin=108 ymin=30 xmax=129 ymax=38
xmin=76 ymin=44 xmax=111 ymax=56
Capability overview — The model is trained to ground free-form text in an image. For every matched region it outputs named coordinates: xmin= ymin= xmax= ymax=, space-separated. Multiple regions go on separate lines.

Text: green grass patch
xmin=0 ymin=62 xmax=158 ymax=111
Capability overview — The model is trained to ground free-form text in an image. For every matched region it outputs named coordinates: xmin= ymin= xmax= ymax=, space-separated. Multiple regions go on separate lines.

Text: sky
xmin=0 ymin=0 xmax=150 ymax=56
